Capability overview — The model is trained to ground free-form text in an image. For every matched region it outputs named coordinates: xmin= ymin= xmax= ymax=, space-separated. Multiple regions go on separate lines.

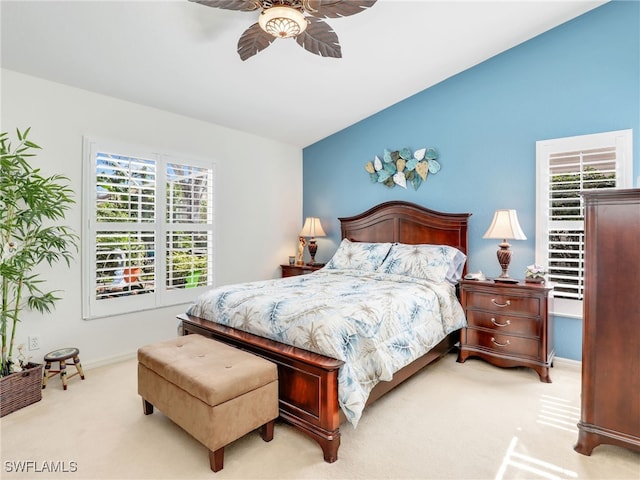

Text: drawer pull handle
xmin=491 ymin=299 xmax=511 ymax=308
xmin=491 ymin=337 xmax=511 ymax=347
xmin=490 ymin=317 xmax=511 ymax=327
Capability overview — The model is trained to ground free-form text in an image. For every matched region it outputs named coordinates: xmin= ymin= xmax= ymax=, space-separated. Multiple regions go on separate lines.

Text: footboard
xmin=178 ymin=313 xmax=344 ymax=462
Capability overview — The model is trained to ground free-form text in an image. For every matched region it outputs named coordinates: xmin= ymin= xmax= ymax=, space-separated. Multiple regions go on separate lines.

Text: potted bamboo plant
xmin=0 ymin=128 xmax=78 ymax=415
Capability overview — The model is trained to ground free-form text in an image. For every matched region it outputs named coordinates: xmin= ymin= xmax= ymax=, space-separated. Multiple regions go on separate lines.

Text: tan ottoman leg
xmin=142 ymin=399 xmax=154 ymax=415
xmin=208 ymin=419 xmax=275 ymax=472
xmin=260 ymin=420 xmax=275 ymax=442
xmin=209 ymin=447 xmax=224 ymax=472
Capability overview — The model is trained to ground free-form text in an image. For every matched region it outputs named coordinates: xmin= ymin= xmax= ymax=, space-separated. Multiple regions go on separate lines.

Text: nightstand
xmin=457 ymin=279 xmax=554 ymax=382
xmin=280 ymin=264 xmax=324 ymax=278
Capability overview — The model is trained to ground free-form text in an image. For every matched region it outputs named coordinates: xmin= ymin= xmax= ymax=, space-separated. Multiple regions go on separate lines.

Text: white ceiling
xmin=1 ymin=0 xmax=606 ymax=148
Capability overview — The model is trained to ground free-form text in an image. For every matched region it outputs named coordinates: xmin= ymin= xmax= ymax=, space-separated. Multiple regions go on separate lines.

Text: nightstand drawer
xmin=465 ymin=291 xmax=541 ymax=316
xmin=466 ymin=310 xmax=540 ymax=337
xmin=465 ymin=330 xmax=540 ymax=359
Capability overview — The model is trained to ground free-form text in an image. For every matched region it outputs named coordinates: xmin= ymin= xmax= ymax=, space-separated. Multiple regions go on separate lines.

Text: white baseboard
xmin=81 ymin=324 xmax=184 ymax=371
xmin=82 ymin=351 xmax=137 ymax=371
xmin=554 ymin=356 xmax=581 ymax=371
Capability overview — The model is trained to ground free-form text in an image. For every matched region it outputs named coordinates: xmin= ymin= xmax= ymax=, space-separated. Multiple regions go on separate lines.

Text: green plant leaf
xmin=1 ymin=128 xmax=78 ymax=376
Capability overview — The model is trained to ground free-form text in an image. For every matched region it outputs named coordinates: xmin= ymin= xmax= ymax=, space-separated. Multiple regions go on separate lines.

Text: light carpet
xmin=1 ymin=352 xmax=638 ymax=480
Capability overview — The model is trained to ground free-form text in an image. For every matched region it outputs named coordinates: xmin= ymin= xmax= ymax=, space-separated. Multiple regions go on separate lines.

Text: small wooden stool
xmin=42 ymin=347 xmax=85 ymax=390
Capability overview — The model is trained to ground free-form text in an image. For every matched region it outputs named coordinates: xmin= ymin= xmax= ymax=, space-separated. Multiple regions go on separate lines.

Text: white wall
xmin=1 ymin=69 xmax=303 ymax=368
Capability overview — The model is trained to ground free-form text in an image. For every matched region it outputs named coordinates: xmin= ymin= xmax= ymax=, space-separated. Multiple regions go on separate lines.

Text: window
xmin=535 ymin=129 xmax=632 ymax=317
xmin=83 ymin=138 xmax=214 ymax=319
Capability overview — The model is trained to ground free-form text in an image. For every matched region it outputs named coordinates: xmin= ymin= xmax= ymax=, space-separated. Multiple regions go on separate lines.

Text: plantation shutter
xmin=83 ymin=138 xmax=215 ymax=319
xmin=95 ymin=152 xmax=157 ymax=302
xmin=164 ymin=161 xmax=213 ymax=292
xmin=536 ymin=129 xmax=632 ymax=317
xmin=546 ymin=147 xmax=617 ymax=300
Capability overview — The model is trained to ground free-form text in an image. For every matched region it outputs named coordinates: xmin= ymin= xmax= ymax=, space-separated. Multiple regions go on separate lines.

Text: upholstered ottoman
xmin=137 ymin=334 xmax=278 ymax=472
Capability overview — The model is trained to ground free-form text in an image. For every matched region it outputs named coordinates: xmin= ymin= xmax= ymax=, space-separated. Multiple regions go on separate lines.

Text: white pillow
xmin=376 ymin=243 xmax=467 ymax=284
xmin=324 ymin=239 xmax=393 ymax=272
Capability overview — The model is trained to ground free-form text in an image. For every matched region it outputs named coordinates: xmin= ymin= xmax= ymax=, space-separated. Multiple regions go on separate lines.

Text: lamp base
xmin=493 ymin=277 xmax=519 ymax=284
xmin=494 ymin=241 xmax=519 ymax=284
xmin=307 ymin=239 xmax=318 ymax=265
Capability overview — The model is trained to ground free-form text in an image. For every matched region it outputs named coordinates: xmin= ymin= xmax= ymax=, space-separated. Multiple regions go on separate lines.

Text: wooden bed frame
xmin=178 ymin=201 xmax=471 ymax=463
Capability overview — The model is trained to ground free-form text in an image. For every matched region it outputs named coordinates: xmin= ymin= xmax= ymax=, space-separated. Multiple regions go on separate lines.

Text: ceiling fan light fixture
xmin=258 ymin=6 xmax=307 ymax=38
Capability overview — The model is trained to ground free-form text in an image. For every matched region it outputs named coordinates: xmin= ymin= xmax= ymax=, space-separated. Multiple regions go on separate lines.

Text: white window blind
xmin=165 ymin=162 xmax=213 ymax=291
xmin=83 ymin=138 xmax=214 ymax=319
xmin=536 ymin=130 xmax=632 ymax=317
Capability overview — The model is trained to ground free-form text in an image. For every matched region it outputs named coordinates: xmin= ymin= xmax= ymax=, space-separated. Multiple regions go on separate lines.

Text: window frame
xmin=535 ymin=129 xmax=633 ymax=318
xmin=82 ymin=137 xmax=215 ymax=320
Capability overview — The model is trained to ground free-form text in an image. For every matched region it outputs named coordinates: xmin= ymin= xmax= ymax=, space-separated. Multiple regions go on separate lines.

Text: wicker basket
xmin=0 ymin=363 xmax=43 ymax=417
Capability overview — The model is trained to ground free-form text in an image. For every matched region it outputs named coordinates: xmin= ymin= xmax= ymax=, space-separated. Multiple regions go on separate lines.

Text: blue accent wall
xmin=302 ymin=1 xmax=639 ymax=361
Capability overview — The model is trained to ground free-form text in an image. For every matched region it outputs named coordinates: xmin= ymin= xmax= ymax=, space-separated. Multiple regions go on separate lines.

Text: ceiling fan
xmin=189 ymin=0 xmax=377 ymax=61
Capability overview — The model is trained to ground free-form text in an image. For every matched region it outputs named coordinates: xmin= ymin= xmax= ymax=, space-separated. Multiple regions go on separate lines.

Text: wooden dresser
xmin=457 ymin=279 xmax=554 ymax=382
xmin=575 ymin=188 xmax=640 ymax=455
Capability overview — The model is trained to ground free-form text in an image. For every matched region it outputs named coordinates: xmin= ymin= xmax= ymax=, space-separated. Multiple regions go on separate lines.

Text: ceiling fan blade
xmin=304 ymin=0 xmax=377 ymax=19
xmin=295 ymin=17 xmax=341 ymax=58
xmin=188 ymin=0 xmax=261 ymax=12
xmin=237 ymin=23 xmax=275 ymax=61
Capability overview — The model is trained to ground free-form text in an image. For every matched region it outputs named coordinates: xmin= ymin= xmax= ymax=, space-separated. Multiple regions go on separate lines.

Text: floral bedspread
xmin=186 ymin=269 xmax=466 ymax=427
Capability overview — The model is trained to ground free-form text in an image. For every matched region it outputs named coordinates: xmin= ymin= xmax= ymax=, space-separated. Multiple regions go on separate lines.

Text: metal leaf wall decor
xmin=365 ymin=147 xmax=441 ymax=190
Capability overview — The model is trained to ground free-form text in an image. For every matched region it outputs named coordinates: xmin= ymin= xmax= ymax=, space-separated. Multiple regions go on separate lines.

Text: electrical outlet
xmin=28 ymin=336 xmax=40 ymax=351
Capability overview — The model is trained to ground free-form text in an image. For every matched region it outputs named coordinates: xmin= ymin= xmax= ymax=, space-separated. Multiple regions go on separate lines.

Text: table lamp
xmin=299 ymin=217 xmax=326 ymax=265
xmin=483 ymin=209 xmax=527 ymax=283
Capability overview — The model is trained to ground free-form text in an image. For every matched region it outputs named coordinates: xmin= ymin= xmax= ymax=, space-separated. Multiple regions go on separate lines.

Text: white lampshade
xmin=483 ymin=210 xmax=527 ymax=241
xmin=300 ymin=217 xmax=326 ymax=238
xmin=259 ymin=6 xmax=308 ymax=38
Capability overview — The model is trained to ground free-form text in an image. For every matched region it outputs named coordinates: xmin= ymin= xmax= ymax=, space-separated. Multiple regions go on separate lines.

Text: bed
xmin=178 ymin=200 xmax=471 ymax=462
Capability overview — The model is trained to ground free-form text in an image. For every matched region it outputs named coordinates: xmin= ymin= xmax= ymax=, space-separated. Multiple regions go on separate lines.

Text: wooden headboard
xmin=340 ymin=201 xmax=471 ymax=272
